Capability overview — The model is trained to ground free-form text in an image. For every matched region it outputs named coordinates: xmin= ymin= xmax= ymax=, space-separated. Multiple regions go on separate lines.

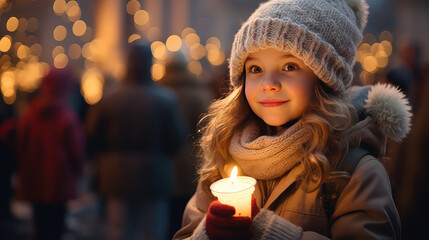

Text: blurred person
xmin=207 ymin=62 xmax=231 ymax=100
xmin=386 ymin=38 xmax=421 ymax=104
xmin=394 ymin=65 xmax=429 ymax=239
xmin=86 ymin=44 xmax=186 ymax=240
xmin=157 ymin=52 xmax=212 ymax=238
xmin=0 ymin=118 xmax=17 ymax=238
xmin=15 ymin=67 xmax=85 ymax=240
xmin=384 ymin=39 xmax=421 ymax=195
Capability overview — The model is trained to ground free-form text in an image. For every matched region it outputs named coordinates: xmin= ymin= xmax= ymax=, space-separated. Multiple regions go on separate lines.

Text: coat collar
xmin=260 ymin=165 xmax=302 ymax=209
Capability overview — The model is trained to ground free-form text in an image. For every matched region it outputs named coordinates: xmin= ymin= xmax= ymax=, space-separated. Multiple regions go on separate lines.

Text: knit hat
xmin=229 ymin=0 xmax=369 ymax=93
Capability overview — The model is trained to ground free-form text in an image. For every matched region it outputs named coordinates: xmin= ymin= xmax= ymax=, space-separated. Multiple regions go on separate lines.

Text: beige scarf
xmin=229 ymin=120 xmax=312 ymax=180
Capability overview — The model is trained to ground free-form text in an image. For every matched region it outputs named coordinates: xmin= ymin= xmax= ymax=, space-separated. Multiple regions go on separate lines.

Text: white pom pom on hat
xmin=365 ymin=83 xmax=412 ymax=141
xmin=346 ymin=83 xmax=412 ymax=142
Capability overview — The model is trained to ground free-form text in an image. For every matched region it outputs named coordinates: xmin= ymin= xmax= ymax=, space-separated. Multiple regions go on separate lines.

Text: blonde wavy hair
xmin=197 ymin=75 xmax=354 ymax=193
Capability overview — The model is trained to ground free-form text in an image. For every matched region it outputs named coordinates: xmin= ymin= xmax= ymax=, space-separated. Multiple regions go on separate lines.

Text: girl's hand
xmin=205 ymin=197 xmax=259 ymax=240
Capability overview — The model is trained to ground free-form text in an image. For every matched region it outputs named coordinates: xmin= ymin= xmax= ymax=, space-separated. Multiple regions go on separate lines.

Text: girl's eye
xmin=283 ymin=63 xmax=299 ymax=72
xmin=249 ymin=65 xmax=262 ymax=74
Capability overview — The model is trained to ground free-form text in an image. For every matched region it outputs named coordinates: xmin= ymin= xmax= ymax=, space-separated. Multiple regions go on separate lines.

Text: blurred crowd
xmin=0 ymin=38 xmax=428 ymax=240
xmin=0 ymin=43 xmax=216 ymax=240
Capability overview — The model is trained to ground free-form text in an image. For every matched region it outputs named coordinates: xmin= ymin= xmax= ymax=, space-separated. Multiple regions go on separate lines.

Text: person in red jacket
xmin=16 ymin=67 xmax=85 ymax=240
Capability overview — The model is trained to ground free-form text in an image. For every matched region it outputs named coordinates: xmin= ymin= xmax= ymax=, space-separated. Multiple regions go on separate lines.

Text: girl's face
xmin=244 ymin=48 xmax=317 ymax=128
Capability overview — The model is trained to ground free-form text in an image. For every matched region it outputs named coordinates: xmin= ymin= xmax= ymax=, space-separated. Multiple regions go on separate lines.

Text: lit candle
xmin=210 ymin=166 xmax=257 ymax=217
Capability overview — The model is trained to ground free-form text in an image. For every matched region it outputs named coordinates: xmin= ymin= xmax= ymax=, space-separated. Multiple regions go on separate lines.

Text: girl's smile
xmin=259 ymin=99 xmax=289 ymax=107
xmin=244 ymin=48 xmax=317 ymax=127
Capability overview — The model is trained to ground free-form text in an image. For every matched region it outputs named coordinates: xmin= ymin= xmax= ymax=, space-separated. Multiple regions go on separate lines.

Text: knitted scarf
xmin=229 ymin=120 xmax=312 ymax=180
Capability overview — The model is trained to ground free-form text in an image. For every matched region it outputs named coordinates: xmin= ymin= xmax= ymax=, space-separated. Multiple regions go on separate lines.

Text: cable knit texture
xmin=229 ymin=120 xmax=311 ymax=180
xmin=229 ymin=0 xmax=369 ymax=93
xmin=253 ymin=209 xmax=303 ymax=239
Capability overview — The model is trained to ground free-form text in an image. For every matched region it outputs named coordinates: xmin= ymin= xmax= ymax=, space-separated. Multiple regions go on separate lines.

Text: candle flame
xmin=230 ymin=166 xmax=238 ymax=183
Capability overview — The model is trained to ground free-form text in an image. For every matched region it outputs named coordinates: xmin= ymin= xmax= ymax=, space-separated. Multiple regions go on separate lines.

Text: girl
xmin=174 ymin=0 xmax=411 ymax=239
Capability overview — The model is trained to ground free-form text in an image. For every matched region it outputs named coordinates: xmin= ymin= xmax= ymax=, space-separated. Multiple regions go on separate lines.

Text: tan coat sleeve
xmin=330 ymin=155 xmax=401 ymax=239
xmin=173 ymin=181 xmax=215 ymax=240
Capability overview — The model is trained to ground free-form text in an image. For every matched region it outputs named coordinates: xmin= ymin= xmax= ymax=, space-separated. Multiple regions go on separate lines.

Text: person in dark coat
xmin=158 ymin=51 xmax=213 ymax=238
xmin=86 ymin=44 xmax=187 ymax=240
xmin=15 ymin=67 xmax=85 ymax=240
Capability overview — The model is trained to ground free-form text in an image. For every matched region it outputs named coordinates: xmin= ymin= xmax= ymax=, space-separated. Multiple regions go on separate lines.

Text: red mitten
xmin=206 ymin=197 xmax=260 ymax=240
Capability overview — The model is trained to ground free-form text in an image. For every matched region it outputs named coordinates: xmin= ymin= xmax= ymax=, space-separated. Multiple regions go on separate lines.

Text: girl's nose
xmin=261 ymin=74 xmax=281 ymax=92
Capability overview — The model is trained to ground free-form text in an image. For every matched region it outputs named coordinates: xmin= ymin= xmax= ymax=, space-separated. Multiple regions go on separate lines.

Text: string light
xmin=52 ymin=46 xmax=65 ymax=59
xmin=126 ymin=0 xmax=141 ymax=15
xmin=81 ymin=70 xmax=104 ymax=105
xmin=0 ymin=35 xmax=12 ymax=52
xmin=134 ymin=10 xmax=149 ymax=26
xmin=128 ymin=34 xmax=141 ymax=43
xmin=53 ymin=0 xmax=67 ymax=16
xmin=166 ymin=35 xmax=182 ymax=52
xmin=68 ymin=43 xmax=82 ymax=60
xmin=73 ymin=20 xmax=87 ymax=36
xmin=152 ymin=63 xmax=165 ymax=81
xmin=54 ymin=53 xmax=68 ymax=69
xmin=6 ymin=17 xmax=19 ymax=32
xmin=53 ymin=25 xmax=67 ymax=41
xmin=188 ymin=61 xmax=202 ymax=76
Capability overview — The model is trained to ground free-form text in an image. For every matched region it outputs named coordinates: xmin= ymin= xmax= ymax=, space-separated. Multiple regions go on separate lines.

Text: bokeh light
xmin=54 ymin=53 xmax=69 ymax=69
xmin=16 ymin=62 xmax=45 ymax=92
xmin=6 ymin=17 xmax=19 ymax=32
xmin=68 ymin=43 xmax=81 ymax=60
xmin=0 ymin=35 xmax=12 ymax=52
xmin=184 ymin=33 xmax=200 ymax=46
xmin=379 ymin=30 xmax=393 ymax=42
xmin=190 ymin=43 xmax=205 ymax=60
xmin=181 ymin=27 xmax=196 ymax=39
xmin=152 ymin=63 xmax=165 ymax=81
xmin=80 ymin=27 xmax=93 ymax=42
xmin=66 ymin=5 xmax=81 ymax=22
xmin=207 ymin=49 xmax=226 ymax=66
xmin=362 ymin=55 xmax=378 ymax=73
xmin=166 ymin=35 xmax=182 ymax=52
xmin=360 ymin=70 xmax=375 ymax=85
xmin=206 ymin=37 xmax=221 ymax=49
xmin=1 ymin=71 xmax=16 ymax=104
xmin=73 ymin=20 xmax=87 ymax=36
xmin=151 ymin=41 xmax=166 ymax=60
xmin=188 ymin=61 xmax=202 ymax=76
xmin=53 ymin=25 xmax=67 ymax=41
xmin=17 ymin=45 xmax=30 ymax=60
xmin=126 ymin=0 xmax=141 ymax=15
xmin=134 ymin=10 xmax=149 ymax=26
xmin=81 ymin=70 xmax=104 ymax=105
xmin=17 ymin=18 xmax=28 ymax=32
xmin=27 ymin=17 xmax=39 ymax=32
xmin=363 ymin=33 xmax=376 ymax=44
xmin=370 ymin=43 xmax=381 ymax=55
xmin=53 ymin=0 xmax=67 ymax=16
xmin=30 ymin=43 xmax=42 ymax=57
xmin=375 ymin=51 xmax=388 ymax=68
xmin=52 ymin=46 xmax=65 ymax=58
xmin=381 ymin=40 xmax=392 ymax=56
xmin=128 ymin=34 xmax=141 ymax=43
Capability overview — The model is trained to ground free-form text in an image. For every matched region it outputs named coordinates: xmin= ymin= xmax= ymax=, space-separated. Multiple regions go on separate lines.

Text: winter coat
xmin=174 ymin=153 xmax=399 ymax=239
xmin=16 ymin=68 xmax=84 ymax=202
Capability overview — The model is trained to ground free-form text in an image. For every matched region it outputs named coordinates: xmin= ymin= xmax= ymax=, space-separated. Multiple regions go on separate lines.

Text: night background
xmin=0 ymin=0 xmax=428 ymax=239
